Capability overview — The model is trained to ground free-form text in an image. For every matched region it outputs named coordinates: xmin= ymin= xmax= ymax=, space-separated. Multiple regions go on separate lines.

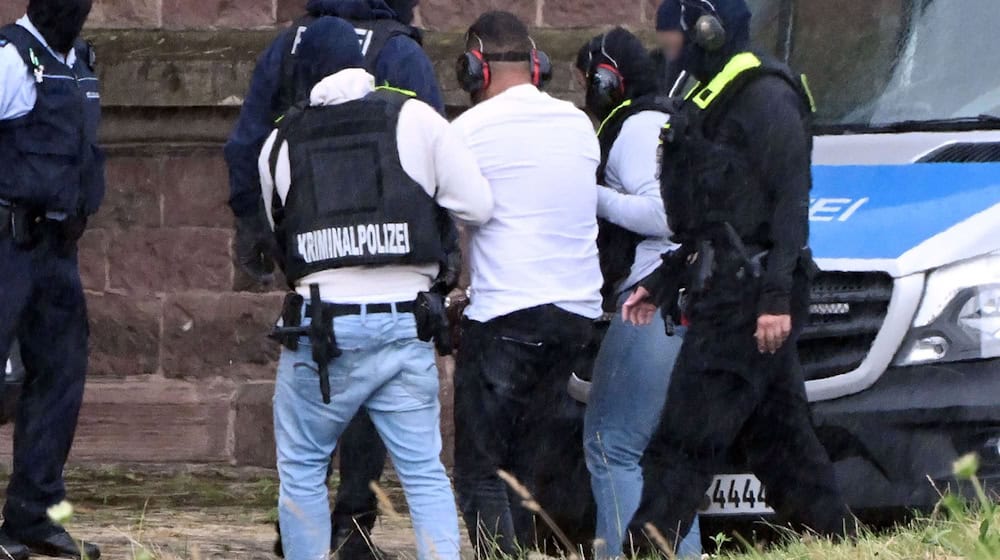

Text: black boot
xmin=0 ymin=530 xmax=29 ymax=560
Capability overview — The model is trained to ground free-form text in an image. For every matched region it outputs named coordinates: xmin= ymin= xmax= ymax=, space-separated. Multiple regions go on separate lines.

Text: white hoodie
xmin=259 ymin=68 xmax=493 ymax=304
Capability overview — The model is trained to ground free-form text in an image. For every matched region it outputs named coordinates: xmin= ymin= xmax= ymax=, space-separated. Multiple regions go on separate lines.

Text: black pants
xmin=332 ymin=411 xmax=386 ymax=536
xmin=453 ymin=305 xmax=592 ymax=558
xmin=0 ymin=232 xmax=88 ymax=538
xmin=629 ymin=274 xmax=851 ymax=548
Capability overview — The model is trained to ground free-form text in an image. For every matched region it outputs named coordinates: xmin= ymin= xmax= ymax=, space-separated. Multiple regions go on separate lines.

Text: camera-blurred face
xmin=657 ymin=30 xmax=685 ymax=61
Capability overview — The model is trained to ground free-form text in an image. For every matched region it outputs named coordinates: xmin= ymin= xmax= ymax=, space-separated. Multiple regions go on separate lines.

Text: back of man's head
xmin=294 ymin=16 xmax=365 ymax=97
xmin=27 ymin=0 xmax=93 ymax=55
xmin=466 ymin=11 xmax=532 ymax=54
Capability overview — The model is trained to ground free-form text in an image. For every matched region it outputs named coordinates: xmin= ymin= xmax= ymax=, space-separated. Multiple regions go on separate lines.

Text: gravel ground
xmin=2 ymin=465 xmax=465 ymax=560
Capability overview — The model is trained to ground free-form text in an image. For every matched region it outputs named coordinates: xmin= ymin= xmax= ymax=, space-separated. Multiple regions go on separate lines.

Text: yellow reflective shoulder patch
xmin=691 ymin=52 xmax=762 ymax=110
xmin=596 ymin=99 xmax=633 ymax=137
xmin=800 ymin=73 xmax=817 ymax=113
xmin=375 ymin=84 xmax=418 ymax=98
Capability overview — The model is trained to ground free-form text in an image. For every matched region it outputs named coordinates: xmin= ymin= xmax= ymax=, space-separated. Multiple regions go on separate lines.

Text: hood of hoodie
xmin=310 ymin=68 xmax=377 ymax=106
xmin=678 ymin=0 xmax=751 ymax=82
xmin=306 ymin=0 xmax=397 ymax=21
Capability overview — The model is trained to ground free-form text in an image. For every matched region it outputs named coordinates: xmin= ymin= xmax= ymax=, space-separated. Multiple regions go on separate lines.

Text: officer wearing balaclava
xmin=651 ymin=0 xmax=686 ymax=92
xmin=0 ymin=1 xmax=104 ymax=558
xmin=619 ymin=0 xmax=854 ymax=552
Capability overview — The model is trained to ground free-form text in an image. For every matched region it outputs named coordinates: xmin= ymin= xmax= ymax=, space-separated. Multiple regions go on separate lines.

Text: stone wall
xmin=1 ymin=0 xmax=661 ymax=30
xmin=0 ymin=1 xmax=644 ymax=468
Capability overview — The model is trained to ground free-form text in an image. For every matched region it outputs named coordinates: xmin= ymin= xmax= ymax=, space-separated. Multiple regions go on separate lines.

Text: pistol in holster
xmin=414 ymin=291 xmax=452 ymax=356
xmin=269 ymin=284 xmax=342 ymax=404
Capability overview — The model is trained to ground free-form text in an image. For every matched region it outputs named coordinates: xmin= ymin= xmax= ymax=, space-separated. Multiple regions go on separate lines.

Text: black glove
xmin=234 ymin=212 xmax=276 ymax=287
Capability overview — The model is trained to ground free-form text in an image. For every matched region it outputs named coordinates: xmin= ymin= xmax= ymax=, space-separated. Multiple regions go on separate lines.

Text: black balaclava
xmin=293 ymin=16 xmax=365 ymax=97
xmin=27 ymin=0 xmax=93 ymax=56
xmin=384 ymin=0 xmax=418 ymax=24
xmin=582 ymin=27 xmax=659 ymax=121
xmin=678 ymin=0 xmax=751 ymax=82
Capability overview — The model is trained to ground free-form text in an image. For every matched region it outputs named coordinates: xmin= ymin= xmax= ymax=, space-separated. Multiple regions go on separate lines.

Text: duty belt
xmin=304 ymin=301 xmax=415 ymax=318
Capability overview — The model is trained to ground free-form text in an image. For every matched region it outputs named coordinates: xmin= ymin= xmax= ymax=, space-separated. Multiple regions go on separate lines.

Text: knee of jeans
xmin=585 ymin=428 xmax=645 ymax=470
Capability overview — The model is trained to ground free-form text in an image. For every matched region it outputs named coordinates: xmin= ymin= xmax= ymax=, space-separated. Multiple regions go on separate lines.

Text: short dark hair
xmin=466 ymin=11 xmax=533 ymax=53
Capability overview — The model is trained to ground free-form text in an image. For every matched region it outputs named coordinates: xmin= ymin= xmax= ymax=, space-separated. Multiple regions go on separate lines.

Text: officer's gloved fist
xmin=234 ymin=213 xmax=276 ymax=288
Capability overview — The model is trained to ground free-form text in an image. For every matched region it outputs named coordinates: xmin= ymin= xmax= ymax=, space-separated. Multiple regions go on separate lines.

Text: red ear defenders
xmin=456 ymin=34 xmax=553 ymax=95
xmin=585 ymin=34 xmax=626 ymax=117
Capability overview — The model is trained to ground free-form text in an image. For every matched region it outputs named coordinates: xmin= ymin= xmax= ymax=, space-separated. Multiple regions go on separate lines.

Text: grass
xmin=1 ymin=458 xmax=993 ymax=559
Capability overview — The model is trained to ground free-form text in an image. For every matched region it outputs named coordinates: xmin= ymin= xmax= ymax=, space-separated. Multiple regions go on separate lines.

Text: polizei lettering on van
xmin=297 ymin=223 xmax=411 ymax=264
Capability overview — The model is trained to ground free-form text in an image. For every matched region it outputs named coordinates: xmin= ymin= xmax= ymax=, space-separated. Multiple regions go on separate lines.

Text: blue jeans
xmin=584 ymin=296 xmax=701 ymax=559
xmin=273 ymin=307 xmax=460 ymax=560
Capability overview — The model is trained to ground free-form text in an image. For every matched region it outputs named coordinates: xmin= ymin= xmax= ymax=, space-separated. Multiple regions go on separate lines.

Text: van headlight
xmin=895 ymin=253 xmax=1000 ymax=366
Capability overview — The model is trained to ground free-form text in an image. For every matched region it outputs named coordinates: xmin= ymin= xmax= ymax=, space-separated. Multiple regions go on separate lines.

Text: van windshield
xmin=749 ymin=0 xmax=1000 ymax=131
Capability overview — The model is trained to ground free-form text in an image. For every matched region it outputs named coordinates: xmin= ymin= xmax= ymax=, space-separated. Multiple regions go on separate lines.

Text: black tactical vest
xmin=595 ymin=95 xmax=674 ymax=311
xmin=274 ymin=16 xmax=421 ymax=119
xmin=660 ymin=52 xmax=813 ymax=245
xmin=269 ymin=89 xmax=443 ymax=284
xmin=0 ymin=24 xmax=104 ymax=215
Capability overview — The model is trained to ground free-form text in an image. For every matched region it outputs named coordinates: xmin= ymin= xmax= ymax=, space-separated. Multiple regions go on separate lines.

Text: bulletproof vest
xmin=0 ymin=24 xmax=104 ymax=215
xmin=269 ymin=89 xmax=443 ymax=284
xmin=660 ymin=52 xmax=813 ymax=245
xmin=595 ymin=94 xmax=675 ymax=311
xmin=274 ymin=16 xmax=421 ymax=119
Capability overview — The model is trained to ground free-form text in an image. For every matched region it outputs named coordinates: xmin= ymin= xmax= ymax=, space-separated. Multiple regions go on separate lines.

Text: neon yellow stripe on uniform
xmin=691 ymin=52 xmax=763 ymax=110
xmin=596 ymin=99 xmax=633 ymax=137
xmin=800 ymin=73 xmax=817 ymax=113
xmin=375 ymin=84 xmax=417 ymax=97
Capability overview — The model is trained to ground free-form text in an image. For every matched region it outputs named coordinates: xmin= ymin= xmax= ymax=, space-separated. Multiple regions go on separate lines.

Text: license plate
xmin=698 ymin=474 xmax=775 ymax=515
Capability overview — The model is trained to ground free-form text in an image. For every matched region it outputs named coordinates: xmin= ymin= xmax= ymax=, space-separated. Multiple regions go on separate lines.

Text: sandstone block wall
xmin=1 ymin=0 xmax=661 ymax=30
xmin=0 ymin=0 xmax=642 ymax=468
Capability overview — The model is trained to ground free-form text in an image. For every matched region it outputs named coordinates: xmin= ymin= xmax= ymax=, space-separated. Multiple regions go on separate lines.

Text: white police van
xmin=702 ymin=0 xmax=1000 ymax=524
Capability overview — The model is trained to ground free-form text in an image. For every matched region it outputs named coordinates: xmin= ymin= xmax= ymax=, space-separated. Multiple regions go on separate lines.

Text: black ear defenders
xmin=585 ymin=33 xmax=626 ymax=117
xmin=456 ymin=33 xmax=553 ymax=95
xmin=680 ymin=0 xmax=726 ymax=51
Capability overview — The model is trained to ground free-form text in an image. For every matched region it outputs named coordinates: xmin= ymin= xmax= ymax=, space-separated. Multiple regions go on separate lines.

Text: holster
xmin=414 ymin=291 xmax=452 ymax=356
xmin=268 ymin=285 xmax=341 ymax=404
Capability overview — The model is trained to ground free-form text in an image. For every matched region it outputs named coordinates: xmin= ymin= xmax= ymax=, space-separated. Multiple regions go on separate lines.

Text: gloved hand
xmin=234 ymin=212 xmax=276 ymax=287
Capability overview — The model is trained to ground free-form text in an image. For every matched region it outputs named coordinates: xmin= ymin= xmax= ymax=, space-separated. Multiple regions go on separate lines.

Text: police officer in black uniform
xmin=0 ymin=0 xmax=104 ymax=558
xmin=622 ymin=0 xmax=853 ymax=551
xmin=223 ymin=2 xmax=446 ymax=557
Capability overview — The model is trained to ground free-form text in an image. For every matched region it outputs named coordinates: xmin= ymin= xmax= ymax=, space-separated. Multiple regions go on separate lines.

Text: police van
xmin=702 ymin=0 xmax=1000 ymax=525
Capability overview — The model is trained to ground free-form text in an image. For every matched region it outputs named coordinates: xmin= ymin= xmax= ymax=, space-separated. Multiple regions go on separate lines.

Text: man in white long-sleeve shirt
xmin=258 ymin=16 xmax=492 ymax=560
xmin=449 ymin=11 xmax=603 ymax=558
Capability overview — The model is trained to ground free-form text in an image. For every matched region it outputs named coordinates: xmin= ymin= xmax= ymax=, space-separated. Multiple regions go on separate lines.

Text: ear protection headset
xmin=456 ymin=33 xmax=552 ymax=95
xmin=680 ymin=0 xmax=726 ymax=51
xmin=585 ymin=33 xmax=626 ymax=117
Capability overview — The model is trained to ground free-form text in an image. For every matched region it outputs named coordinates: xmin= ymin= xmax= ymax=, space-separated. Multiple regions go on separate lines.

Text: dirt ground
xmin=3 ymin=465 xmax=457 ymax=560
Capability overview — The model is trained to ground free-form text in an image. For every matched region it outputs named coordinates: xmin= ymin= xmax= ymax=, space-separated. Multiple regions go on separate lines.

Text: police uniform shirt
xmin=260 ymin=68 xmax=493 ymax=305
xmin=600 ymin=110 xmax=679 ymax=295
xmin=451 ymin=84 xmax=604 ymax=323
xmin=0 ymin=15 xmax=76 ymax=120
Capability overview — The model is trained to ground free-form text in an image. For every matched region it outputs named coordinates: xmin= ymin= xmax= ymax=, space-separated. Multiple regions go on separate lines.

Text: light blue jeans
xmin=273 ymin=307 xmax=460 ymax=560
xmin=584 ymin=294 xmax=702 ymax=559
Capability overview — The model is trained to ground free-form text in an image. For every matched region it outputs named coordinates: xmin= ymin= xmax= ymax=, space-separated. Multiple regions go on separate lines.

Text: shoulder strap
xmin=0 ymin=24 xmax=42 ymax=77
xmin=687 ymin=52 xmax=814 ymax=131
xmin=268 ymin=101 xmax=310 ymax=224
xmin=596 ymin=94 xmax=672 ymax=183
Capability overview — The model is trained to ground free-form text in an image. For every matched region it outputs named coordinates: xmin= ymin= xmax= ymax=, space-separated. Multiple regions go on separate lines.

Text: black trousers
xmin=454 ymin=305 xmax=593 ymax=558
xmin=629 ymin=274 xmax=851 ymax=548
xmin=0 ymin=232 xmax=88 ymax=538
